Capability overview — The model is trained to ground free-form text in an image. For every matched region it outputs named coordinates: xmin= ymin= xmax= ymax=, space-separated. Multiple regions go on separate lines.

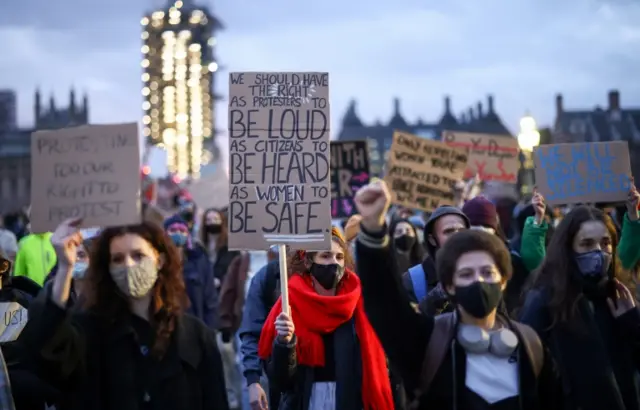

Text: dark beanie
xmin=462 ymin=196 xmax=498 ymax=231
xmin=164 ymin=214 xmax=188 ymax=230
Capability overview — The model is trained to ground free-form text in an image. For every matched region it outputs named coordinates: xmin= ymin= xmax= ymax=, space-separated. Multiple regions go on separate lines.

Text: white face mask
xmin=109 ymin=257 xmax=158 ymax=298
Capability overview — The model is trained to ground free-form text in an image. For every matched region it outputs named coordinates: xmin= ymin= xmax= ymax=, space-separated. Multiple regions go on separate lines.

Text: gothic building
xmin=552 ymin=90 xmax=640 ymax=181
xmin=337 ymin=95 xmax=512 ymax=176
xmin=0 ymin=88 xmax=90 ymax=213
xmin=35 ymin=88 xmax=89 ymax=130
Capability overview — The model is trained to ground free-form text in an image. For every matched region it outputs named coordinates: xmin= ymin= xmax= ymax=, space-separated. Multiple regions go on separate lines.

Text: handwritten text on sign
xmin=30 ymin=123 xmax=141 ymax=233
xmin=228 ymin=72 xmax=331 ymax=251
xmin=442 ymin=131 xmax=519 ymax=183
xmin=0 ymin=302 xmax=28 ymax=343
xmin=330 ymin=141 xmax=370 ymax=219
xmin=384 ymin=131 xmax=468 ymax=212
xmin=533 ymin=141 xmax=631 ymax=205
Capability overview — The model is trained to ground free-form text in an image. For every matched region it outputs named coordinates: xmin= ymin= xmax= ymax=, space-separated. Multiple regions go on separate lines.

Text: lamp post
xmin=517 ymin=114 xmax=540 ymax=196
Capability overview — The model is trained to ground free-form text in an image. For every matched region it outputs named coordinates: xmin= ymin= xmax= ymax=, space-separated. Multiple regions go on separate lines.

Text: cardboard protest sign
xmin=442 ymin=131 xmax=519 ymax=183
xmin=30 ymin=123 xmax=141 ymax=233
xmin=384 ymin=131 xmax=468 ymax=212
xmin=0 ymin=302 xmax=28 ymax=343
xmin=533 ymin=141 xmax=632 ymax=205
xmin=228 ymin=72 xmax=331 ymax=251
xmin=330 ymin=141 xmax=370 ymax=219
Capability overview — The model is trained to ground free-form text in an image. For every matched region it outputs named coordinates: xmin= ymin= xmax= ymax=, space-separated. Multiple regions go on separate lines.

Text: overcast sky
xmin=2 ymin=0 xmax=639 ymax=175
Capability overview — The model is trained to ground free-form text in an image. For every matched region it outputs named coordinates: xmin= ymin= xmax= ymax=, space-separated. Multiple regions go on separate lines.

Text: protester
xmin=353 ymin=180 xmax=563 ymax=410
xmin=218 ymin=251 xmax=251 ymax=409
xmin=164 ymin=214 xmax=219 ymax=329
xmin=460 ymin=195 xmax=536 ymax=315
xmin=0 ymin=229 xmax=17 ymax=268
xmin=13 ymin=231 xmax=56 ymax=286
xmin=519 ymin=204 xmax=640 ymax=410
xmin=174 ymin=189 xmax=198 ymax=234
xmin=389 ymin=218 xmax=424 ymax=276
xmin=21 ymin=218 xmax=229 ymax=409
xmin=200 ymin=208 xmax=239 ymax=291
xmin=401 ymin=206 xmax=469 ymax=310
xmin=239 ymin=247 xmax=282 ymax=410
xmin=258 ymin=227 xmax=394 ymax=410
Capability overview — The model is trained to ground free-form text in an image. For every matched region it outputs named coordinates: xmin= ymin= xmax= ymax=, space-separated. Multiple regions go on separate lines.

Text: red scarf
xmin=258 ymin=271 xmax=394 ymax=410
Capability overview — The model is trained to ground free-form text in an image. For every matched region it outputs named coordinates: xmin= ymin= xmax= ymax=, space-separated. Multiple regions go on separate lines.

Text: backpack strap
xmin=408 ymin=264 xmax=428 ymax=302
xmin=410 ymin=312 xmax=457 ymax=409
xmin=511 ymin=321 xmax=544 ymax=378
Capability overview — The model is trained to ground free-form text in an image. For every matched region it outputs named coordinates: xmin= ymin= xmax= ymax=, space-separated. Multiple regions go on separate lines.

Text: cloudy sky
xmin=2 ymin=0 xmax=640 ymax=175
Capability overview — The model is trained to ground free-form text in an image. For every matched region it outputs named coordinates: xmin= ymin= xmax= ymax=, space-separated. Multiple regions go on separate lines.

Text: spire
xmin=388 ymin=97 xmax=407 ymax=127
xmin=487 ymin=95 xmax=495 ymax=114
xmin=83 ymin=92 xmax=89 ymax=121
xmin=438 ymin=95 xmax=458 ymax=127
xmin=49 ymin=93 xmax=55 ymax=112
xmin=69 ymin=88 xmax=76 ymax=115
xmin=34 ymin=87 xmax=41 ymax=122
xmin=341 ymin=99 xmax=363 ymax=127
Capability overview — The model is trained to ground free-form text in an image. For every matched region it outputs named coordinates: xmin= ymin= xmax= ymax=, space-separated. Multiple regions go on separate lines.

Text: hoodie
xmin=401 ymin=206 xmax=469 ymax=306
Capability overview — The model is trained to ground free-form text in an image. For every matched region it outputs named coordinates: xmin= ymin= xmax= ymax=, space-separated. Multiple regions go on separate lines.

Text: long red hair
xmin=83 ymin=221 xmax=189 ymax=358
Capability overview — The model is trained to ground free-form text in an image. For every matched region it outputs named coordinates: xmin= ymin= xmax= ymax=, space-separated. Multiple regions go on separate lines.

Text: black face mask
xmin=206 ymin=224 xmax=222 ymax=235
xmin=394 ymin=235 xmax=416 ymax=252
xmin=310 ymin=263 xmax=344 ymax=290
xmin=181 ymin=211 xmax=194 ymax=223
xmin=455 ymin=281 xmax=502 ymax=319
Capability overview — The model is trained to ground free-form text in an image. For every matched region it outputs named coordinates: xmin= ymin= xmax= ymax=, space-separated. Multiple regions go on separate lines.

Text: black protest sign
xmin=30 ymin=123 xmax=141 ymax=233
xmin=384 ymin=131 xmax=468 ymax=212
xmin=330 ymin=141 xmax=370 ymax=219
xmin=227 ymin=72 xmax=332 ymax=251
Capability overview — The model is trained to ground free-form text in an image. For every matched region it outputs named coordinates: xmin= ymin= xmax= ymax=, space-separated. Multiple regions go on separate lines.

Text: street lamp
xmin=517 ymin=114 xmax=540 ymax=195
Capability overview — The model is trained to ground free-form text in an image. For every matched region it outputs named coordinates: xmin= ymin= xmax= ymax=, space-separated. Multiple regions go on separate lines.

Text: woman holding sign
xmin=257 ymin=227 xmax=394 ymax=410
xmin=20 ymin=218 xmax=229 ymax=410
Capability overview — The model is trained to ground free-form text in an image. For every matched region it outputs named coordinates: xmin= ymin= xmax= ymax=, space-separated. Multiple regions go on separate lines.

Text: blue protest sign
xmin=533 ymin=141 xmax=631 ymax=205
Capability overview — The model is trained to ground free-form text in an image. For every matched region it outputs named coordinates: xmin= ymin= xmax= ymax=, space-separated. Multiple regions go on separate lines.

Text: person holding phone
xmin=519 ymin=205 xmax=640 ymax=410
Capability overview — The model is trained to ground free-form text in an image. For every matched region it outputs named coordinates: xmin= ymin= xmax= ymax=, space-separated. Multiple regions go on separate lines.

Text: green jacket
xmin=618 ymin=213 xmax=640 ymax=270
xmin=13 ymin=233 xmax=56 ymax=286
xmin=520 ymin=216 xmax=549 ymax=273
xmin=520 ymin=213 xmax=640 ymax=273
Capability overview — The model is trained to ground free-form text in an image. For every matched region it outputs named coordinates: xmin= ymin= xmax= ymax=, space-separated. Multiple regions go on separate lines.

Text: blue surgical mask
xmin=169 ymin=233 xmax=188 ymax=247
xmin=72 ymin=261 xmax=89 ymax=279
xmin=574 ymin=250 xmax=612 ymax=277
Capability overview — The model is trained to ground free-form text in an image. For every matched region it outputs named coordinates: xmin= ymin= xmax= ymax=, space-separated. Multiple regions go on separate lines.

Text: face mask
xmin=310 ymin=263 xmax=345 ymax=290
xmin=206 ymin=224 xmax=222 ymax=235
xmin=110 ymin=257 xmax=159 ymax=298
xmin=169 ymin=232 xmax=188 ymax=247
xmin=574 ymin=250 xmax=611 ymax=277
xmin=455 ymin=281 xmax=502 ymax=319
xmin=394 ymin=235 xmax=416 ymax=252
xmin=72 ymin=261 xmax=89 ymax=279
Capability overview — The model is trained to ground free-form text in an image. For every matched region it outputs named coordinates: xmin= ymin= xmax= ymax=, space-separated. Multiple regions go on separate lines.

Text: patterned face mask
xmin=109 ymin=257 xmax=159 ymax=298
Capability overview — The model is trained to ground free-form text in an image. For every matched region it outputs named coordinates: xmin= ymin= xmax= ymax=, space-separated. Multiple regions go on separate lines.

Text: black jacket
xmin=356 ymin=226 xmax=563 ymax=410
xmin=268 ymin=320 xmax=364 ymax=410
xmin=20 ymin=287 xmax=229 ymax=410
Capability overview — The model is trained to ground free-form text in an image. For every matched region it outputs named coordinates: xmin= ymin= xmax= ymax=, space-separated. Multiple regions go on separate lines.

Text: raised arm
xmin=354 ymin=181 xmax=433 ymax=391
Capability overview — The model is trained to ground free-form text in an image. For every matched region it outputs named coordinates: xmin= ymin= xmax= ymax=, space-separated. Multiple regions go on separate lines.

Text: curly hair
xmin=83 ymin=221 xmax=189 ymax=358
xmin=286 ymin=226 xmax=355 ymax=275
xmin=436 ymin=229 xmax=513 ymax=289
xmin=200 ymin=208 xmax=228 ymax=251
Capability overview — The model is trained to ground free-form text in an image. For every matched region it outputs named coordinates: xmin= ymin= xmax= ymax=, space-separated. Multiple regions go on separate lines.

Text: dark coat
xmin=356 ymin=226 xmax=563 ymax=410
xmin=183 ymin=245 xmax=219 ymax=329
xmin=20 ymin=287 xmax=229 ymax=410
